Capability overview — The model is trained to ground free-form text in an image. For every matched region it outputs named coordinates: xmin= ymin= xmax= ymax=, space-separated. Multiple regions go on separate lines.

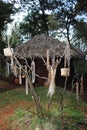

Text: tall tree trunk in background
xmin=39 ymin=0 xmax=49 ymax=35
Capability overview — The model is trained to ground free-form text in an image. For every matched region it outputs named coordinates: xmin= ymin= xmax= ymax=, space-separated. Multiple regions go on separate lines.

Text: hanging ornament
xmin=3 ymin=48 xmax=13 ymax=57
xmin=46 ymin=49 xmax=50 ymax=70
xmin=76 ymin=82 xmax=79 ymax=100
xmin=10 ymin=56 xmax=14 ymax=71
xmin=25 ymin=77 xmax=28 ymax=95
xmin=13 ymin=64 xmax=17 ymax=77
xmin=31 ymin=60 xmax=35 ymax=83
xmin=80 ymin=75 xmax=84 ymax=96
xmin=25 ymin=65 xmax=29 ymax=95
xmin=19 ymin=66 xmax=22 ymax=85
xmin=3 ymin=35 xmax=13 ymax=57
xmin=61 ymin=68 xmax=70 ymax=77
xmin=6 ymin=62 xmax=10 ymax=75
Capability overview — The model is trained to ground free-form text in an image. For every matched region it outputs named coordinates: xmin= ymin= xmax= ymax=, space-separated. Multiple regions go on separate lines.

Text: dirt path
xmin=0 ymin=105 xmax=15 ymax=130
xmin=0 ymin=101 xmax=34 ymax=130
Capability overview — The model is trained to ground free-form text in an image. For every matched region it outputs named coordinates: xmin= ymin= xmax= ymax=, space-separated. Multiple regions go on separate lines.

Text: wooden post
xmin=25 ymin=65 xmax=28 ymax=95
xmin=47 ymin=49 xmax=50 ymax=70
xmin=10 ymin=56 xmax=14 ymax=72
xmin=13 ymin=64 xmax=17 ymax=77
xmin=31 ymin=60 xmax=35 ymax=83
xmin=6 ymin=62 xmax=10 ymax=75
xmin=19 ymin=66 xmax=22 ymax=85
xmin=76 ymin=82 xmax=79 ymax=100
xmin=80 ymin=74 xmax=84 ymax=96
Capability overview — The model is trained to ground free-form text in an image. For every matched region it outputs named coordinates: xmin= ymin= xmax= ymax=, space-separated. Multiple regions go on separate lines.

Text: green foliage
xmin=8 ymin=108 xmax=31 ymax=130
xmin=0 ymin=1 xmax=16 ymax=76
xmin=19 ymin=9 xmax=49 ymax=39
xmin=64 ymin=107 xmax=84 ymax=121
xmin=12 ymin=108 xmax=26 ymax=119
xmin=18 ymin=0 xmax=87 ymax=48
xmin=73 ymin=59 xmax=87 ymax=74
xmin=75 ymin=20 xmax=87 ymax=41
xmin=76 ymin=0 xmax=87 ymax=14
xmin=0 ymin=40 xmax=6 ymax=54
xmin=10 ymin=24 xmax=22 ymax=47
xmin=0 ymin=87 xmax=32 ymax=107
xmin=0 ymin=0 xmax=15 ymax=31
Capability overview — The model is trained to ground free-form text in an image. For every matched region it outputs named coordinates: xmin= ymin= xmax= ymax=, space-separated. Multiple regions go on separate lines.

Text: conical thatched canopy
xmin=14 ymin=34 xmax=85 ymax=58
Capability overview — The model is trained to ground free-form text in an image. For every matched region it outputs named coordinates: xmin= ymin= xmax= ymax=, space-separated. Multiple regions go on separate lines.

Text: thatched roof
xmin=14 ymin=34 xmax=85 ymax=59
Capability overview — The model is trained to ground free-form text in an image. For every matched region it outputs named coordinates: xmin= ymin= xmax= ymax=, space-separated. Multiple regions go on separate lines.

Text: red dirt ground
xmin=0 ymin=104 xmax=16 ymax=130
xmin=0 ymin=101 xmax=34 ymax=130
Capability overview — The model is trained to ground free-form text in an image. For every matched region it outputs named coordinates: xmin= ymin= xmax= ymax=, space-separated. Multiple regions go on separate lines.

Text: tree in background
xmin=17 ymin=0 xmax=87 ymax=50
xmin=0 ymin=0 xmax=16 ymax=74
xmin=73 ymin=20 xmax=87 ymax=51
xmin=50 ymin=0 xmax=87 ymax=45
xmin=10 ymin=23 xmax=22 ymax=47
xmin=19 ymin=0 xmax=51 ymax=40
xmin=1 ymin=0 xmax=87 ymax=52
xmin=0 ymin=0 xmax=15 ymax=36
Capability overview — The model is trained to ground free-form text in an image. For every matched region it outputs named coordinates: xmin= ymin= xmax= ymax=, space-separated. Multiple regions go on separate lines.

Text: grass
xmin=0 ymin=87 xmax=31 ymax=107
xmin=0 ymin=86 xmax=87 ymax=130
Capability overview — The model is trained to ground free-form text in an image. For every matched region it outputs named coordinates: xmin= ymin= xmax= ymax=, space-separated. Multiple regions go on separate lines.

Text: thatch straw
xmin=14 ymin=34 xmax=85 ymax=59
